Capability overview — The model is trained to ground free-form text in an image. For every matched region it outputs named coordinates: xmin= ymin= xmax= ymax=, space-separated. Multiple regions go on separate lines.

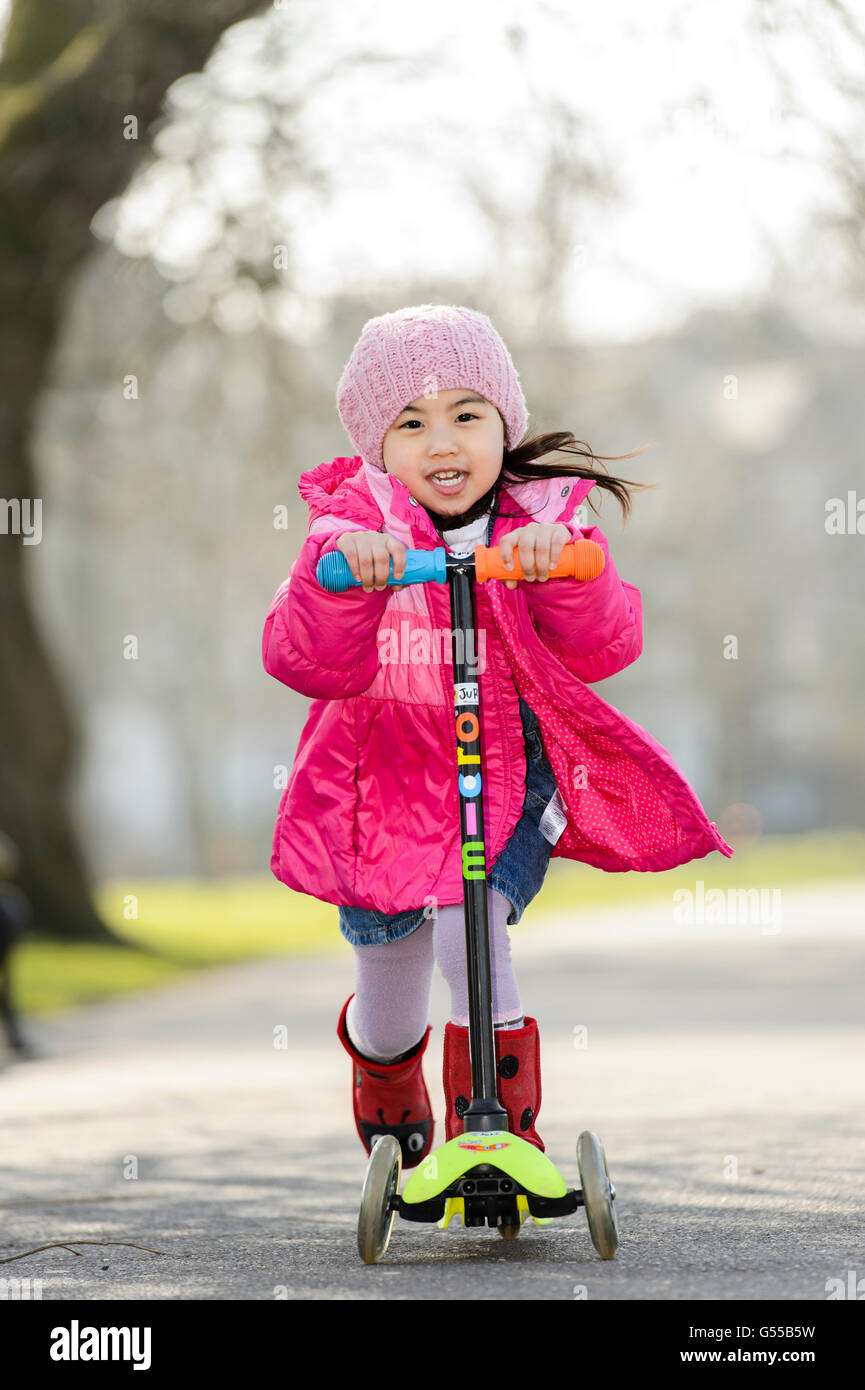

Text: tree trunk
xmin=0 ymin=0 xmax=270 ymax=940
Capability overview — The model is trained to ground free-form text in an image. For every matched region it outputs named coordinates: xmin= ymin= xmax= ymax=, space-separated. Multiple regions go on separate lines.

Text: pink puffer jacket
xmin=262 ymin=456 xmax=733 ymax=913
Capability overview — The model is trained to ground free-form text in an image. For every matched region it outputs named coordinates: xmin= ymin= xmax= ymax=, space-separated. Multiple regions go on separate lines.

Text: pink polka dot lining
xmin=488 ymin=582 xmax=688 ymax=864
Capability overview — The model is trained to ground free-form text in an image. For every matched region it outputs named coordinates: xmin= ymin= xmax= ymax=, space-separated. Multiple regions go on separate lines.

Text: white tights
xmin=345 ymin=886 xmax=524 ymax=1063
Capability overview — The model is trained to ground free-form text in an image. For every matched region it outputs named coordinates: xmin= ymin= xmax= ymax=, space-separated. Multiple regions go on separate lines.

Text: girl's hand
xmin=498 ymin=524 xmax=572 ymax=589
xmin=335 ymin=530 xmax=407 ymax=592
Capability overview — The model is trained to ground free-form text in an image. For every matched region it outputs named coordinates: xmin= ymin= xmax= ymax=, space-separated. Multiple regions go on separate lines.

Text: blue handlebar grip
xmin=316 ymin=547 xmax=447 ymax=592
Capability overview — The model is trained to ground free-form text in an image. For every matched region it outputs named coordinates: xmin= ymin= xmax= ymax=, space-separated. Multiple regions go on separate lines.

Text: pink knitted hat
xmin=336 ymin=304 xmax=529 ymax=471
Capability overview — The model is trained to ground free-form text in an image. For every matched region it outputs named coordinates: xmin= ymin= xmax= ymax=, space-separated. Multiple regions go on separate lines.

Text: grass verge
xmin=12 ymin=829 xmax=865 ymax=1016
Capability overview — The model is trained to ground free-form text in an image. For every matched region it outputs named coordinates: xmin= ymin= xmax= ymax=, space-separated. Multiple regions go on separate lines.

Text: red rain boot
xmin=336 ymin=995 xmax=434 ymax=1168
xmin=443 ymin=1016 xmax=545 ymax=1152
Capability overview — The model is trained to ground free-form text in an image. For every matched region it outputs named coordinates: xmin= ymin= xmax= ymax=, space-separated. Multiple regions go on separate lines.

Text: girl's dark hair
xmin=425 ymin=430 xmax=657 ymax=535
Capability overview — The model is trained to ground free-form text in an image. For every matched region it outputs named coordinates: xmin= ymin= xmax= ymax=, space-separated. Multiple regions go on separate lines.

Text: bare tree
xmin=750 ymin=0 xmax=865 ymax=297
xmin=0 ymin=0 xmax=271 ymax=940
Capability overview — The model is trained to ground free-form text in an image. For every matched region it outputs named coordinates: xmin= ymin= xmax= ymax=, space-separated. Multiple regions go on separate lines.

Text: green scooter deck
xmin=402 ymin=1131 xmax=568 ymax=1201
xmin=400 ymin=1131 xmax=570 ymax=1226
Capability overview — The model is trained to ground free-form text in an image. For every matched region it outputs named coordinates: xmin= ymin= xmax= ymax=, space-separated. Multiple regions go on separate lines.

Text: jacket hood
xmin=297 ymin=456 xmax=381 ymax=528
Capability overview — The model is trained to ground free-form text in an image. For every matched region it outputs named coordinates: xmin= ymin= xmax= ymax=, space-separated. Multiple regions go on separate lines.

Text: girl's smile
xmin=427 ymin=470 xmax=468 ymax=497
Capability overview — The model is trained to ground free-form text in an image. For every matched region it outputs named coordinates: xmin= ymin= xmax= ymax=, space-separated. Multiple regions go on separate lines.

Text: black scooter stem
xmin=445 ymin=553 xmax=510 ymax=1133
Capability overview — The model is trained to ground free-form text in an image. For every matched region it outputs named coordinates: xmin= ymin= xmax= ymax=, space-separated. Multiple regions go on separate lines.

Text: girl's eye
xmin=399 ymin=413 xmax=478 ymax=429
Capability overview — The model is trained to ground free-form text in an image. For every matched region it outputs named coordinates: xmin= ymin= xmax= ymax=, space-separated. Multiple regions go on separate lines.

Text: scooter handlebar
xmin=316 ymin=540 xmax=605 ymax=593
xmin=474 ymin=538 xmax=605 ymax=584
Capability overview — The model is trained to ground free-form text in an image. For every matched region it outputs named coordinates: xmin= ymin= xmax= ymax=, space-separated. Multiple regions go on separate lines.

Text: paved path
xmin=1 ymin=880 xmax=863 ymax=1301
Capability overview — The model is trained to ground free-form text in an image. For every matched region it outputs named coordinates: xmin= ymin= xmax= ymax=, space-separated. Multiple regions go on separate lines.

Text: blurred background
xmin=1 ymin=0 xmax=863 ymax=1020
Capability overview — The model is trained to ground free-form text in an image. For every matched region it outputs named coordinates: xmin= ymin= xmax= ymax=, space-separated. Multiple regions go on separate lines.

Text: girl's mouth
xmin=427 ymin=470 xmax=467 ymax=497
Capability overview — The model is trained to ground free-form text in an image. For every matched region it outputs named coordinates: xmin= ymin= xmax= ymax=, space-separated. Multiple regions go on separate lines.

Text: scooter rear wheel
xmin=577 ymin=1130 xmax=619 ymax=1259
xmin=358 ymin=1135 xmax=402 ymax=1264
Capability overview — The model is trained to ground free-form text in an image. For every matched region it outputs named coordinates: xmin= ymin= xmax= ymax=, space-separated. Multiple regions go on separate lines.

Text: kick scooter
xmin=316 ymin=535 xmax=619 ymax=1263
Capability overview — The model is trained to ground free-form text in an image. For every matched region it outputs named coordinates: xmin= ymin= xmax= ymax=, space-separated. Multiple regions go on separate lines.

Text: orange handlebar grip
xmin=474 ymin=539 xmax=605 ymax=584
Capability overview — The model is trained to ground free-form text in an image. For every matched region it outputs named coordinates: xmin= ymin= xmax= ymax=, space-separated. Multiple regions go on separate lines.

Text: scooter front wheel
xmin=577 ymin=1130 xmax=619 ymax=1259
xmin=357 ymin=1135 xmax=402 ymax=1264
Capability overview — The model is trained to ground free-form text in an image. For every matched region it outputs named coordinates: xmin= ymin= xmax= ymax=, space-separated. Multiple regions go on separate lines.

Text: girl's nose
xmin=428 ymin=430 xmax=458 ymax=453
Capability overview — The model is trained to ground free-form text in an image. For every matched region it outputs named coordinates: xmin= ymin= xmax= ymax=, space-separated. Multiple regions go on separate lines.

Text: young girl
xmin=262 ymin=304 xmax=733 ymax=1170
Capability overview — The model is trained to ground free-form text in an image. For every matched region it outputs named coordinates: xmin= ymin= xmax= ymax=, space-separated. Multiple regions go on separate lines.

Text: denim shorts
xmin=337 ymin=694 xmax=559 ymax=946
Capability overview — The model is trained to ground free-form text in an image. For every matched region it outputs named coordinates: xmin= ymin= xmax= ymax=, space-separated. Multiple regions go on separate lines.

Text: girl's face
xmin=381 ymin=387 xmax=504 ymax=519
